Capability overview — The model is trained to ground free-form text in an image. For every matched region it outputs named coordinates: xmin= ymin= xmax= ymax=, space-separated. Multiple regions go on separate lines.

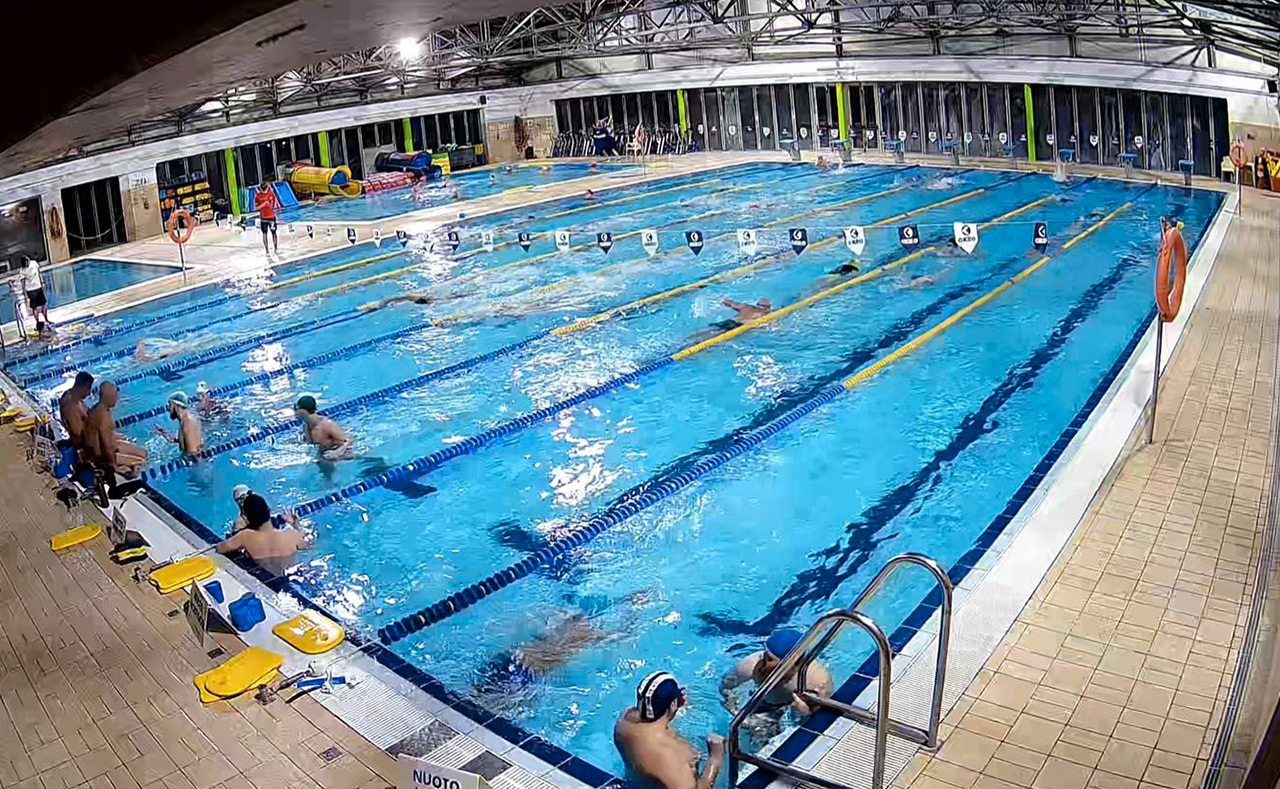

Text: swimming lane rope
xmin=376 ymin=187 xmax=1153 ymax=644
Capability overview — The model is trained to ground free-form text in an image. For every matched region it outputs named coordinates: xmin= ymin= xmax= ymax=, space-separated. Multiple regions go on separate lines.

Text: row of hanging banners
xmin=222 ymin=216 xmax=1053 ymax=257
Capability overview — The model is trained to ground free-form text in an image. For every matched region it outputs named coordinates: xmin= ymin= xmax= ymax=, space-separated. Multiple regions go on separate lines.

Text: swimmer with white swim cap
xmin=154 ymin=391 xmax=203 ymax=456
xmin=616 ymin=671 xmax=724 ymax=789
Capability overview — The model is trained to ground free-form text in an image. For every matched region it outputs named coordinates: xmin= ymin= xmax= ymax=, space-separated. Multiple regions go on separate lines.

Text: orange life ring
xmin=167 ymin=209 xmax=195 ymax=244
xmin=1230 ymin=141 xmax=1247 ymax=169
xmin=1155 ymin=227 xmax=1187 ymax=322
xmin=47 ymin=205 xmax=63 ymax=240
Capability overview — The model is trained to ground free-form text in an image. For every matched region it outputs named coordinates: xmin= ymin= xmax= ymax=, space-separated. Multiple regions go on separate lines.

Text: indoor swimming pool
xmin=277 ymin=160 xmax=641 ymax=223
xmin=2 ymin=160 xmax=1224 ymax=778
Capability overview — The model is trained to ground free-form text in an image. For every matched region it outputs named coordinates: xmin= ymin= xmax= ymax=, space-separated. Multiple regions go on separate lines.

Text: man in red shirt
xmin=253 ymin=181 xmax=281 ymax=257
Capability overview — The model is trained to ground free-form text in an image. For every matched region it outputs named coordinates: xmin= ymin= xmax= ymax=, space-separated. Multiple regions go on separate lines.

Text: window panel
xmin=903 ymin=83 xmax=923 ymax=153
xmin=1101 ymin=89 xmax=1122 ymax=165
xmin=1009 ymin=85 xmax=1027 ymax=157
xmin=1190 ymin=95 xmax=1212 ymax=176
xmin=737 ymin=86 xmax=757 ymax=150
xmin=1120 ymin=90 xmax=1144 ymax=167
xmin=775 ymin=84 xmax=795 ymax=143
xmin=879 ymin=84 xmax=900 ymax=151
xmin=1077 ymin=88 xmax=1099 ymax=164
xmin=941 ymin=83 xmax=961 ymax=148
xmin=922 ymin=82 xmax=943 ymax=153
xmin=1168 ymin=93 xmax=1189 ymax=168
xmin=793 ymin=85 xmax=814 ymax=150
xmin=1053 ymin=86 xmax=1076 ymax=158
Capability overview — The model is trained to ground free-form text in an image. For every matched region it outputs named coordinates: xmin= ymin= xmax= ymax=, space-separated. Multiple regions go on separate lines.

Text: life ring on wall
xmin=167 ymin=209 xmax=195 ymax=245
xmin=47 ymin=205 xmax=63 ymax=240
xmin=1155 ymin=226 xmax=1187 ymax=322
xmin=1229 ymin=141 xmax=1247 ymax=170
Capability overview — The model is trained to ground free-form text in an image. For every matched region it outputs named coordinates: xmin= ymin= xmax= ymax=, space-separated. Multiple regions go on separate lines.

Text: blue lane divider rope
xmin=107 ymin=307 xmax=370 ymax=391
xmin=142 ymin=329 xmax=558 ymax=481
xmin=2 ymin=292 xmax=244 ymax=368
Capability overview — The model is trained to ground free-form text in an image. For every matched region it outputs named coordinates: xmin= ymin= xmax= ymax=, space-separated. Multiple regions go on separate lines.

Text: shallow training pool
xmin=2 ymin=259 xmax=178 ymax=324
xmin=4 ymin=160 xmax=1222 ymax=779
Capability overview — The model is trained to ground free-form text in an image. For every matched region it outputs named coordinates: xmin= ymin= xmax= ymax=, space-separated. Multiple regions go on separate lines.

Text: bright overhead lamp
xmin=397 ymin=37 xmax=422 ymax=59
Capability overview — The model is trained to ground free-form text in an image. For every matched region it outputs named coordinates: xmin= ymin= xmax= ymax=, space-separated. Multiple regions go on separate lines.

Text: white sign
xmin=843 ymin=226 xmax=865 ymax=256
xmin=287 ymin=223 xmax=296 ymax=234
xmin=1046 ymin=133 xmax=1055 ymax=145
xmin=641 ymin=229 xmax=658 ymax=256
xmin=186 ymin=580 xmax=210 ymax=648
xmin=398 ymin=755 xmax=491 ymax=789
xmin=109 ymin=507 xmax=127 ymax=546
xmin=927 ymin=131 xmax=938 ymax=143
xmin=1089 ymin=134 xmax=1099 ymax=147
xmin=737 ymin=228 xmax=758 ymax=255
xmin=897 ymin=130 xmax=908 ymax=142
xmin=953 ymin=222 xmax=979 ymax=254
xmin=481 ymin=230 xmax=494 ymax=252
xmin=1134 ymin=135 xmax=1145 ymax=149
xmin=997 ymin=132 xmax=1008 ymax=145
xmin=865 ymin=129 xmax=875 ymax=140
xmin=555 ymin=230 xmax=570 ymax=253
xmin=963 ymin=131 xmax=973 ymax=143
xmin=373 ymin=228 xmax=383 ymax=247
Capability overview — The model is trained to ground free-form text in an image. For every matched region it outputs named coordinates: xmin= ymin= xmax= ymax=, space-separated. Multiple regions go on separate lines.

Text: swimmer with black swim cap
xmin=616 ymin=671 xmax=724 ymax=789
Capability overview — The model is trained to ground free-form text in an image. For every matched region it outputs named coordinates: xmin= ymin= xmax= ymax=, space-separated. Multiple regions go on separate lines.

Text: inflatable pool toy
xmin=149 ymin=555 xmax=216 ymax=594
xmin=273 ymin=610 xmax=346 ymax=654
xmin=51 ymin=524 xmax=101 ymax=551
xmin=362 ymin=172 xmax=415 ymax=194
xmin=194 ymin=647 xmax=283 ymax=703
xmin=282 ymin=164 xmax=362 ymax=198
xmin=374 ymin=151 xmax=443 ymax=179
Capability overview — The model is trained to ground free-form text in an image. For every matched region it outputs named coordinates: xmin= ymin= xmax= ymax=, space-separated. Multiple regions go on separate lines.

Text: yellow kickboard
xmin=1 ymin=407 xmax=24 ymax=422
xmin=273 ymin=611 xmax=346 ymax=655
xmin=149 ymin=555 xmax=216 ymax=594
xmin=51 ymin=524 xmax=102 ymax=551
xmin=195 ymin=647 xmax=283 ymax=702
xmin=14 ymin=418 xmax=36 ymax=432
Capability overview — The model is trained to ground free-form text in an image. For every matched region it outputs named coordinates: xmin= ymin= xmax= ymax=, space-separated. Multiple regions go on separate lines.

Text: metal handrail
xmin=728 ymin=608 xmax=892 ymax=789
xmin=727 ymin=552 xmax=955 ymax=789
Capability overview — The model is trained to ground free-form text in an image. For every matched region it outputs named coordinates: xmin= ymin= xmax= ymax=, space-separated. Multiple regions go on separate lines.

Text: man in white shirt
xmin=21 ymin=258 xmax=50 ymax=332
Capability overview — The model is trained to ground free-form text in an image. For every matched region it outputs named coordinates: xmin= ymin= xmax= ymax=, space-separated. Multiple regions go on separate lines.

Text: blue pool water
xmin=1 ymin=259 xmax=177 ymax=324
xmin=279 ymin=161 xmax=641 ymax=223
xmin=4 ymin=161 xmax=1222 ymax=777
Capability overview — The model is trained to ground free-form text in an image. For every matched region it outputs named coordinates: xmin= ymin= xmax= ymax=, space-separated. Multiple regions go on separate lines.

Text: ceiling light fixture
xmin=397 ymin=37 xmax=422 ymax=60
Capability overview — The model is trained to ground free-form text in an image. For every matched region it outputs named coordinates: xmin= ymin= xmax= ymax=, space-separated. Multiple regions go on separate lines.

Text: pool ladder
xmin=728 ymin=553 xmax=954 ymax=789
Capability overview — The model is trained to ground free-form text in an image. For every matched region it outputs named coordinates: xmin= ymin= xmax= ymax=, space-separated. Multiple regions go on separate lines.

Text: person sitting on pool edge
xmin=83 ymin=382 xmax=148 ymax=475
xmin=295 ymin=395 xmax=353 ymax=460
xmin=721 ymin=629 xmax=833 ymax=721
xmin=58 ymin=371 xmax=94 ymax=450
xmin=616 ymin=671 xmax=724 ymax=789
xmin=154 ymin=392 xmax=204 ymax=457
xmin=217 ymin=493 xmax=308 ymax=562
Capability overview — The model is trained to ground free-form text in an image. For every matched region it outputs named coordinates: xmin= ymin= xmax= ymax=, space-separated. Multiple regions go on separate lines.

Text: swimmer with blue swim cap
xmin=616 ymin=671 xmax=724 ymax=789
xmin=721 ymin=628 xmax=833 ymax=719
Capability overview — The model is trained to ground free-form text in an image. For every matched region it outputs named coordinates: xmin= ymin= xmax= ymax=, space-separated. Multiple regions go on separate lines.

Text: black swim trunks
xmin=26 ymin=287 xmax=46 ymax=310
xmin=259 ymin=218 xmax=278 ymax=235
xmin=710 ymin=319 xmax=742 ymax=331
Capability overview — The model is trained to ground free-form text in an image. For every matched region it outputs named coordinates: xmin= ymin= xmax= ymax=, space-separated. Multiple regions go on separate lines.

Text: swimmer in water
xmin=489 ymin=173 xmax=497 ymax=184
xmin=805 ymin=261 xmax=862 ymax=295
xmin=154 ymin=392 xmax=204 ymax=457
xmin=135 ymin=336 xmax=215 ymax=362
xmin=539 ymin=164 xmax=552 ymax=174
xmin=361 ymin=288 xmax=470 ymax=311
xmin=504 ymin=165 xmax=514 ymax=174
xmin=721 ymin=629 xmax=834 ymax=741
xmin=295 ymin=395 xmax=353 ymax=460
xmin=815 ymin=155 xmax=830 ymax=170
xmin=937 ymin=237 xmax=966 ymax=258
xmin=689 ymin=298 xmax=772 ymax=343
xmin=589 ymin=161 xmax=601 ymax=173
xmin=584 ymin=189 xmax=597 ymax=201
xmin=926 ymin=175 xmax=961 ymax=190
xmin=616 ymin=671 xmax=724 ymax=789
xmin=901 ymin=274 xmax=936 ymax=289
xmin=193 ymin=381 xmax=230 ymax=420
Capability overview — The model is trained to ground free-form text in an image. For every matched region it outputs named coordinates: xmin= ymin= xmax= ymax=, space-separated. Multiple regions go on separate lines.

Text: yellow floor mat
xmin=149 ymin=555 xmax=216 ymax=594
xmin=273 ymin=610 xmax=346 ymax=655
xmin=51 ymin=524 xmax=102 ymax=551
xmin=194 ymin=647 xmax=283 ymax=703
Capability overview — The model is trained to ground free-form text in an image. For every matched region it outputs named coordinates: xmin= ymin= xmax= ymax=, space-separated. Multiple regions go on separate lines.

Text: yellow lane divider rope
xmin=269 ymin=250 xmax=403 ymax=290
xmin=841 ymin=200 xmax=1132 ymax=388
xmin=671 ymin=191 xmax=1063 ymax=360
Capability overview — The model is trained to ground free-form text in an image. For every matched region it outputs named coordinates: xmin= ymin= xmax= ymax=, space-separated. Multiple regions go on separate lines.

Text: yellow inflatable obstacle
xmin=194 ymin=647 xmax=283 ymax=703
xmin=149 ymin=555 xmax=216 ymax=594
xmin=51 ymin=524 xmax=102 ymax=551
xmin=284 ymin=164 xmax=362 ymax=198
xmin=273 ymin=610 xmax=346 ymax=654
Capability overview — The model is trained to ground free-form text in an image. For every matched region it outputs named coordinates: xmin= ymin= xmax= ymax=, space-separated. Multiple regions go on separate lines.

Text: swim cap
xmin=232 ymin=484 xmax=251 ymax=505
xmin=196 ymin=381 xmax=209 ymax=396
xmin=168 ymin=392 xmax=189 ymax=409
xmin=295 ymin=395 xmax=317 ymax=413
xmin=765 ymin=629 xmax=804 ymax=660
xmin=637 ymin=671 xmax=682 ymax=722
xmin=241 ymin=494 xmax=271 ymax=528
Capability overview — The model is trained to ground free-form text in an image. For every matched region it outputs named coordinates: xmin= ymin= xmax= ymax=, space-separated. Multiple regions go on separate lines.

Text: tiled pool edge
xmin=737 ymin=188 xmax=1237 ymax=789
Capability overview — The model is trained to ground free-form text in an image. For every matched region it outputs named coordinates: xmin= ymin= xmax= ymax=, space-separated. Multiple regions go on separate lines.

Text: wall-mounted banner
xmin=953 ymin=222 xmax=979 ymax=254
xmin=843 ymin=226 xmax=866 ymax=256
xmin=373 ymin=228 xmax=384 ymax=247
xmin=898 ymin=224 xmax=920 ymax=248
xmin=789 ymin=228 xmax=809 ymax=255
xmin=641 ymin=229 xmax=658 ymax=256
xmin=686 ymin=230 xmax=704 ymax=256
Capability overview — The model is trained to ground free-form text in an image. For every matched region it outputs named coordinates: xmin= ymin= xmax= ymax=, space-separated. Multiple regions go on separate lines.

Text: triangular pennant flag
xmin=481 ymin=230 xmax=494 ymax=252
xmin=953 ymin=222 xmax=978 ymax=254
xmin=789 ymin=228 xmax=809 ymax=256
xmin=596 ymin=232 xmax=614 ymax=254
xmin=518 ymin=231 xmax=532 ymax=252
xmin=396 ymin=230 xmax=409 ymax=247
xmin=898 ymin=224 xmax=920 ymax=248
xmin=685 ymin=230 xmax=704 ymax=256
xmin=345 ymin=227 xmax=356 ymax=245
xmin=372 ymin=228 xmax=382 ymax=247
xmin=736 ymin=229 xmax=757 ymax=256
xmin=555 ymin=230 xmax=570 ymax=253
xmin=324 ymin=227 xmax=332 ymax=241
xmin=1033 ymin=222 xmax=1049 ymax=251
xmin=641 ymin=229 xmax=658 ymax=256
xmin=843 ymin=226 xmax=865 ymax=256
xmin=287 ymin=223 xmax=296 ymax=234
xmin=305 ymin=225 xmax=314 ymax=239
xmin=446 ymin=230 xmax=461 ymax=252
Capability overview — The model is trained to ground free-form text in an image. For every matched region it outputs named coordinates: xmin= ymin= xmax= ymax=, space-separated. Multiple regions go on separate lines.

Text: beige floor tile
xmin=1006 ymin=716 xmax=1066 ymax=754
xmin=1030 ymin=757 xmax=1093 ymax=789
xmin=1067 ymin=699 xmax=1122 ymax=737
